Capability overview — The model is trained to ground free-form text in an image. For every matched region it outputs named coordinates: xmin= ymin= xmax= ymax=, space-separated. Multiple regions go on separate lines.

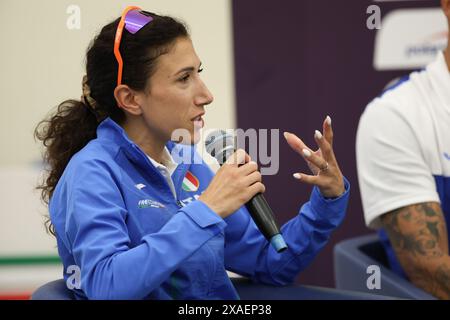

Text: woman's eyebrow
xmin=173 ymin=62 xmax=202 ymax=76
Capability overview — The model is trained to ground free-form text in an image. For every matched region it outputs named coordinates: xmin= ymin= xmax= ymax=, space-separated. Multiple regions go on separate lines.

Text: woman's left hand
xmin=283 ymin=116 xmax=345 ymax=198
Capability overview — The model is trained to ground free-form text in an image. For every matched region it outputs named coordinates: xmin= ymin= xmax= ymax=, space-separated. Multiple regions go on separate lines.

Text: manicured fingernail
xmin=293 ymin=173 xmax=301 ymax=179
xmin=326 ymin=116 xmax=332 ymax=125
xmin=283 ymin=132 xmax=290 ymax=140
xmin=315 ymin=130 xmax=323 ymax=139
xmin=302 ymin=149 xmax=311 ymax=157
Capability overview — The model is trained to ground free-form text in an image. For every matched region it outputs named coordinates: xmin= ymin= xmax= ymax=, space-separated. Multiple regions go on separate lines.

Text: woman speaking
xmin=35 ymin=6 xmax=350 ymax=299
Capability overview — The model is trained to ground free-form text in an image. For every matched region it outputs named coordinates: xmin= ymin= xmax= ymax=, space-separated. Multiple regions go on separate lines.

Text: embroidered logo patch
xmin=182 ymin=171 xmax=199 ymax=192
xmin=135 ymin=183 xmax=146 ymax=190
xmin=138 ymin=199 xmax=165 ymax=209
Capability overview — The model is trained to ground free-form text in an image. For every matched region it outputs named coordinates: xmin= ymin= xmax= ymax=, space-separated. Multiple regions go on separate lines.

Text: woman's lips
xmin=192 ymin=115 xmax=204 ymax=129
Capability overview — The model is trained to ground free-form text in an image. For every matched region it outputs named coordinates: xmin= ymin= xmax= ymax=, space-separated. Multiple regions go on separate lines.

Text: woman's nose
xmin=195 ymin=80 xmax=214 ymax=106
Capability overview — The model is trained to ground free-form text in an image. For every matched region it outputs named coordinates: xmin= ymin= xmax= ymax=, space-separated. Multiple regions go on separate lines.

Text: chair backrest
xmin=31 ymin=279 xmax=74 ymax=300
xmin=358 ymin=238 xmax=389 ymax=267
xmin=333 ymin=234 xmax=436 ymax=300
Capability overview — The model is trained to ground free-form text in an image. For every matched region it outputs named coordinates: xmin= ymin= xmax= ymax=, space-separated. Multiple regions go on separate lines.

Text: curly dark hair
xmin=34 ymin=11 xmax=189 ymax=236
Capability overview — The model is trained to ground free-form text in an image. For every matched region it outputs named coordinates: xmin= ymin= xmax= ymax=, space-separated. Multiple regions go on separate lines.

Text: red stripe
xmin=185 ymin=171 xmax=199 ymax=188
xmin=0 ymin=293 xmax=31 ymax=300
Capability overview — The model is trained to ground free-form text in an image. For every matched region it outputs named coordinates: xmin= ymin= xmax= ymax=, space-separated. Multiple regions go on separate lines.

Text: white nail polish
xmin=293 ymin=173 xmax=301 ymax=179
xmin=283 ymin=132 xmax=289 ymax=140
xmin=315 ymin=130 xmax=323 ymax=139
xmin=302 ymin=149 xmax=311 ymax=157
xmin=326 ymin=116 xmax=332 ymax=125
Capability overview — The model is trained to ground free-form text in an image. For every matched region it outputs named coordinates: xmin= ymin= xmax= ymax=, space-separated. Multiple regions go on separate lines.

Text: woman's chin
xmin=184 ymin=133 xmax=201 ymax=145
xmin=171 ymin=130 xmax=201 ymax=145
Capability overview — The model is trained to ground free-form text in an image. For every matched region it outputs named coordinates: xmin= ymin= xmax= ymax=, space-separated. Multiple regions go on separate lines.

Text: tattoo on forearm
xmin=381 ymin=203 xmax=445 ymax=258
xmin=381 ymin=202 xmax=450 ymax=299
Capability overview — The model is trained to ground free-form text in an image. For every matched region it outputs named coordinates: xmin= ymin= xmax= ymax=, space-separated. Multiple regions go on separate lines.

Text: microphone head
xmin=204 ymin=130 xmax=235 ymax=165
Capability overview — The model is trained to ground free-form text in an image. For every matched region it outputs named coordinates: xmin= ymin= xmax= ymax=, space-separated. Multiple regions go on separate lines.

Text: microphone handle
xmin=215 ymin=147 xmax=287 ymax=252
xmin=245 ymin=193 xmax=280 ymax=240
xmin=245 ymin=193 xmax=287 ymax=252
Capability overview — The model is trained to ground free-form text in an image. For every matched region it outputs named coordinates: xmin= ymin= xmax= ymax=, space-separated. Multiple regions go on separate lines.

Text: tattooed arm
xmin=380 ymin=202 xmax=450 ymax=299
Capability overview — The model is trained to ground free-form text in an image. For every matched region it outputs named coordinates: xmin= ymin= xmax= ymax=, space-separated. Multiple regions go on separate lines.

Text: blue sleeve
xmin=65 ymin=160 xmax=227 ymax=299
xmin=223 ymin=177 xmax=350 ymax=285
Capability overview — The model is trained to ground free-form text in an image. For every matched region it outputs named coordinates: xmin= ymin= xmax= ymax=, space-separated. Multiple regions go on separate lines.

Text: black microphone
xmin=205 ymin=130 xmax=287 ymax=253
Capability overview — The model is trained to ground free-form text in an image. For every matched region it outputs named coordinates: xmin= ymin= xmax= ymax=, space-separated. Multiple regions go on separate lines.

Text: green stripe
xmin=0 ymin=256 xmax=62 ymax=266
xmin=182 ymin=181 xmax=191 ymax=192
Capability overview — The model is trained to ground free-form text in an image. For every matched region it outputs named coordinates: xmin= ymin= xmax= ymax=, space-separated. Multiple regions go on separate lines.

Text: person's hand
xmin=283 ymin=116 xmax=345 ymax=198
xmin=199 ymin=149 xmax=265 ymax=218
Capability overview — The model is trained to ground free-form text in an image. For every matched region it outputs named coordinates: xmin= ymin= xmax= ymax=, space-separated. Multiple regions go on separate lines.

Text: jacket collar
xmin=96 ymin=118 xmax=199 ymax=188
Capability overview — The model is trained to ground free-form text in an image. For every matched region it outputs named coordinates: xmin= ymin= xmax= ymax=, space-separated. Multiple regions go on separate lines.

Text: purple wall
xmin=232 ymin=0 xmax=440 ymax=287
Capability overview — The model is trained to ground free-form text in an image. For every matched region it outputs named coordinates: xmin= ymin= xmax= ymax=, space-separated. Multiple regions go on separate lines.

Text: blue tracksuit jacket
xmin=49 ymin=118 xmax=350 ymax=300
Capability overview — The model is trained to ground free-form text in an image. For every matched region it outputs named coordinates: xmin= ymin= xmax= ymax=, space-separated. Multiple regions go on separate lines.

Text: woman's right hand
xmin=199 ymin=149 xmax=265 ymax=219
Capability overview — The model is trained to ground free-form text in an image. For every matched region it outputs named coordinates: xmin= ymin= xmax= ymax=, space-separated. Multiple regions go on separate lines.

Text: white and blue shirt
xmin=50 ymin=118 xmax=350 ymax=299
xmin=357 ymin=51 xmax=450 ymax=276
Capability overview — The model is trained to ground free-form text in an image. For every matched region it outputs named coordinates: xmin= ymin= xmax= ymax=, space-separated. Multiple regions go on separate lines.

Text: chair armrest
xmin=231 ymin=277 xmax=396 ymax=300
xmin=333 ymin=234 xmax=436 ymax=300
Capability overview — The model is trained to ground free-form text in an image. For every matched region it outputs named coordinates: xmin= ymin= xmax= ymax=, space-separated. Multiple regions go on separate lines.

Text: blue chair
xmin=333 ymin=234 xmax=436 ymax=300
xmin=31 ymin=277 xmax=395 ymax=300
xmin=31 ymin=279 xmax=74 ymax=300
xmin=232 ymin=277 xmax=395 ymax=300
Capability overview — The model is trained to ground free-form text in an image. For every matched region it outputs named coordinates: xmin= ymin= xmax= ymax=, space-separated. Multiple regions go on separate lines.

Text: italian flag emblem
xmin=182 ymin=171 xmax=199 ymax=192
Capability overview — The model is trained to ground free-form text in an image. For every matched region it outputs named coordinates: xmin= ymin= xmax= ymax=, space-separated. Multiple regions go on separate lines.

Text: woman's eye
xmin=179 ymin=68 xmax=203 ymax=83
xmin=179 ymin=74 xmax=190 ymax=82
